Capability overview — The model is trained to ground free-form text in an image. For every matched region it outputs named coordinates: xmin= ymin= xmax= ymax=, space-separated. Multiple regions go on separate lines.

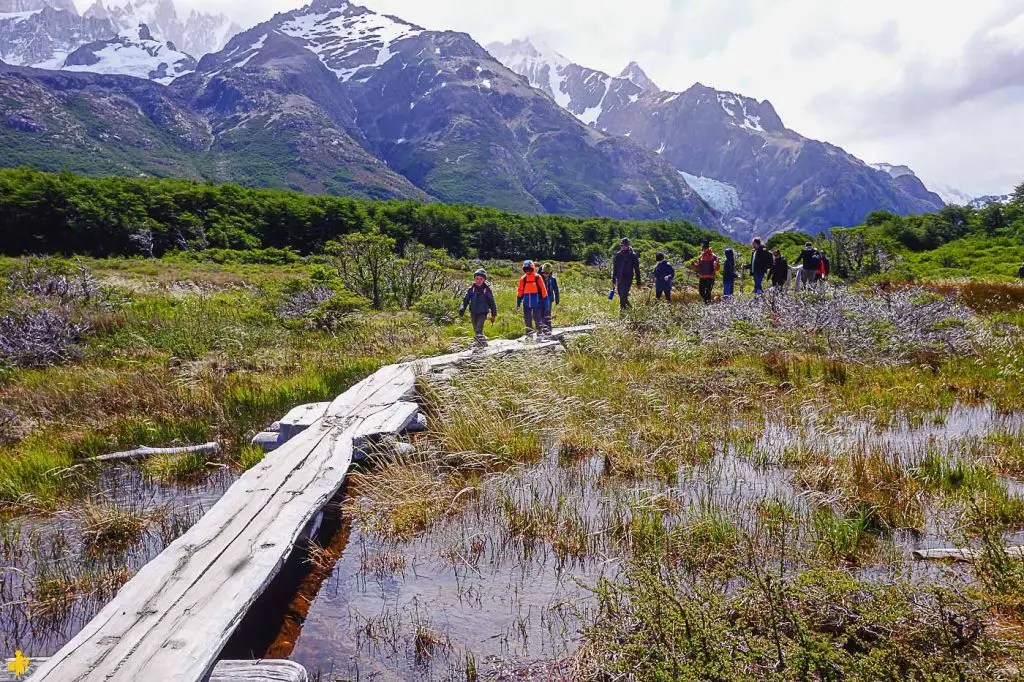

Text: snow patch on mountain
xmin=85 ymin=0 xmax=240 ymax=57
xmin=278 ymin=3 xmax=422 ymax=83
xmin=61 ymin=23 xmax=196 ymax=82
xmin=717 ymin=92 xmax=765 ymax=132
xmin=680 ymin=171 xmax=742 ymax=215
xmin=0 ymin=9 xmax=40 ymax=23
xmin=487 ymin=37 xmax=570 ymax=106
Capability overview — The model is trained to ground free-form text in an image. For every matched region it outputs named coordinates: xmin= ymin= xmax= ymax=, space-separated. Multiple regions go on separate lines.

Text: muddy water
xmin=280 ymin=446 xmax=614 ymax=681
xmin=0 ymin=465 xmax=236 ymax=656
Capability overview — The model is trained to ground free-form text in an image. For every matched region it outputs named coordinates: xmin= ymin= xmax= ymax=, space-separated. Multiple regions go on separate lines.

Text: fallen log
xmin=87 ymin=441 xmax=220 ymax=463
xmin=912 ymin=546 xmax=1024 ymax=562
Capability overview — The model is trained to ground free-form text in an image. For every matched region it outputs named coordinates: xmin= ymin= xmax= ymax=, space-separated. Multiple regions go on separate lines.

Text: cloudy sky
xmin=173 ymin=0 xmax=1024 ymax=196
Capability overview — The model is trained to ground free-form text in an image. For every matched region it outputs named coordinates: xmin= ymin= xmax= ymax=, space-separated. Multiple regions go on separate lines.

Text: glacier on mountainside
xmin=680 ymin=171 xmax=742 ymax=215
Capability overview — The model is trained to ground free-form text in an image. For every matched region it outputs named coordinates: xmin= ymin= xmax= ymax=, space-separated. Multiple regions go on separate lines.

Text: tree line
xmin=0 ymin=168 xmax=719 ymax=261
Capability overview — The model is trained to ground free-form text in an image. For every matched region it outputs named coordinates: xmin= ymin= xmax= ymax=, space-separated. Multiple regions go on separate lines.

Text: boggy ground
xmin=309 ymin=281 xmax=1024 ymax=680
xmin=0 ymin=255 xmax=615 ymax=656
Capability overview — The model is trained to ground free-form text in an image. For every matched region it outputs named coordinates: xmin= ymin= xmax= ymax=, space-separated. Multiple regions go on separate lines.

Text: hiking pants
xmin=541 ymin=305 xmax=553 ymax=332
xmin=617 ymin=282 xmax=632 ymax=310
xmin=523 ymin=306 xmax=543 ymax=335
xmin=722 ymin=278 xmax=735 ymax=299
xmin=698 ymin=278 xmax=714 ymax=303
xmin=471 ymin=313 xmax=488 ymax=346
xmin=655 ymin=282 xmax=672 ymax=301
xmin=753 ymin=271 xmax=765 ymax=296
xmin=797 ymin=269 xmax=818 ymax=290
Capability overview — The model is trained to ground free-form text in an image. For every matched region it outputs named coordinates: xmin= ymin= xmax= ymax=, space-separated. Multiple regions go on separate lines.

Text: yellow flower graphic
xmin=7 ymin=650 xmax=31 ymax=678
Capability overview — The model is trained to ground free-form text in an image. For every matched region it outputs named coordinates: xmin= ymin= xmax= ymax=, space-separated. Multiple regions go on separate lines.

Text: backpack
xmin=807 ymin=252 xmax=822 ymax=271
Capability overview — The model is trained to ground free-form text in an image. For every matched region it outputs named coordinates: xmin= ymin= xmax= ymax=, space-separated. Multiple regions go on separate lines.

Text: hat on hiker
xmin=474 ymin=268 xmax=487 ymax=278
xmin=523 ymin=259 xmax=534 ymax=271
xmin=805 ymin=241 xmax=813 ymax=248
xmin=540 ymin=263 xmax=553 ymax=273
xmin=620 ymin=238 xmax=630 ymax=246
xmin=656 ymin=252 xmax=665 ymax=261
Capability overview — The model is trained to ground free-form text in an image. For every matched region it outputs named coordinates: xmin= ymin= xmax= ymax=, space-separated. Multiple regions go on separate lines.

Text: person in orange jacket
xmin=516 ymin=260 xmax=549 ymax=338
xmin=691 ymin=241 xmax=720 ymax=303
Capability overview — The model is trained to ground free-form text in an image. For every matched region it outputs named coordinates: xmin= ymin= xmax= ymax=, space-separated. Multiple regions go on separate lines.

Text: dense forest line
xmin=0 ymin=169 xmax=719 ymax=261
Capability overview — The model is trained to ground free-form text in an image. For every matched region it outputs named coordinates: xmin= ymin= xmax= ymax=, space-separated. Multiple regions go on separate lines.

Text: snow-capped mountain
xmin=0 ymin=0 xmax=114 ymax=67
xmin=84 ymin=0 xmax=240 ymax=58
xmin=62 ymin=23 xmax=195 ymax=82
xmin=165 ymin=0 xmax=718 ymax=223
xmin=490 ymin=37 xmax=946 ymax=235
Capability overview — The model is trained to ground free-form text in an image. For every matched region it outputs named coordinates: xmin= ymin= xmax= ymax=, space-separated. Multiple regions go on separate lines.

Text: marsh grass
xmin=81 ymin=500 xmax=149 ymax=551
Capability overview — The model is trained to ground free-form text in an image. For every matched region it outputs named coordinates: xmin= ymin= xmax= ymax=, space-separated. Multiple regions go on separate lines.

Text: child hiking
xmin=653 ymin=252 xmax=675 ymax=301
xmin=539 ymin=263 xmax=559 ymax=333
xmin=459 ymin=268 xmax=497 ymax=347
xmin=722 ymin=248 xmax=737 ymax=300
xmin=516 ymin=260 xmax=549 ymax=339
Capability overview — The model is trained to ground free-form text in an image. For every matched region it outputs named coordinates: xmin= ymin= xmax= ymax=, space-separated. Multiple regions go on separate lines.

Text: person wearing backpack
xmin=516 ymin=260 xmax=549 ymax=339
xmin=749 ymin=237 xmax=773 ymax=296
xmin=722 ymin=248 xmax=737 ymax=300
xmin=539 ymin=263 xmax=559 ymax=332
xmin=796 ymin=242 xmax=820 ymax=291
xmin=653 ymin=252 xmax=676 ymax=302
xmin=612 ymin=238 xmax=643 ymax=310
xmin=459 ymin=268 xmax=498 ymax=347
xmin=690 ymin=241 xmax=720 ymax=303
xmin=819 ymin=251 xmax=830 ymax=280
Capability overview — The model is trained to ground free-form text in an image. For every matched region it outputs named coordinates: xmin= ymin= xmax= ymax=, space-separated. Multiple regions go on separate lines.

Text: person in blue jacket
xmin=459 ymin=268 xmax=498 ymax=346
xmin=539 ymin=263 xmax=559 ymax=332
xmin=653 ymin=252 xmax=675 ymax=301
xmin=722 ymin=248 xmax=737 ymax=300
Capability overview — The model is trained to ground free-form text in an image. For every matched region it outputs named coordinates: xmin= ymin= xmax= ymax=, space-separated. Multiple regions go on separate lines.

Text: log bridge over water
xmin=11 ymin=328 xmax=593 ymax=682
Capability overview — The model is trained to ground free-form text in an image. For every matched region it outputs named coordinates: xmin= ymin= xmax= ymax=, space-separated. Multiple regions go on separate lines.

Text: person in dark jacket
xmin=750 ymin=237 xmax=773 ymax=296
xmin=652 ymin=252 xmax=675 ymax=302
xmin=770 ymin=250 xmax=789 ymax=291
xmin=459 ymin=268 xmax=498 ymax=346
xmin=612 ymin=238 xmax=642 ymax=309
xmin=722 ymin=248 xmax=737 ymax=300
xmin=539 ymin=263 xmax=559 ymax=332
xmin=796 ymin=242 xmax=820 ymax=291
xmin=1017 ymin=263 xmax=1023 ymax=278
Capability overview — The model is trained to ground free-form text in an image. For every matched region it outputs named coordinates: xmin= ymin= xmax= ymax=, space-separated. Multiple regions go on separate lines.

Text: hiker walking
xmin=459 ymin=268 xmax=497 ymax=347
xmin=516 ymin=260 xmax=549 ymax=339
xmin=770 ymin=250 xmax=789 ymax=291
xmin=750 ymin=237 xmax=773 ymax=296
xmin=691 ymin=241 xmax=720 ymax=304
xmin=653 ymin=252 xmax=675 ymax=302
xmin=722 ymin=248 xmax=737 ymax=300
xmin=612 ymin=238 xmax=642 ymax=310
xmin=795 ymin=242 xmax=820 ymax=291
xmin=539 ymin=263 xmax=559 ymax=332
xmin=1017 ymin=262 xmax=1024 ymax=278
xmin=819 ymin=251 xmax=831 ymax=280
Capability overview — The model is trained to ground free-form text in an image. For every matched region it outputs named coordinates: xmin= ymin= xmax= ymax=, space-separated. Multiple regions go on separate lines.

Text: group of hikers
xmin=458 ymin=260 xmax=560 ymax=346
xmin=459 ymin=236 xmax=831 ymax=345
xmin=612 ymin=237 xmax=831 ymax=306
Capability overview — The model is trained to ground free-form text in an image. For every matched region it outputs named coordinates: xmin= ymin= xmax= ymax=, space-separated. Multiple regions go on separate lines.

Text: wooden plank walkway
xmin=27 ymin=326 xmax=593 ymax=682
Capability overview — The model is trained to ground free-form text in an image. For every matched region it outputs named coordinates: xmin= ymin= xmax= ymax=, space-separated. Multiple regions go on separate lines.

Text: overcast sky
xmin=160 ymin=0 xmax=1024 ymax=196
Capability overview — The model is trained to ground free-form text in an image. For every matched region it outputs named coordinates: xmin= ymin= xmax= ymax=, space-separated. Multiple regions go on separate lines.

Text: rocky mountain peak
xmin=619 ymin=60 xmax=658 ymax=92
xmin=0 ymin=0 xmax=75 ymax=14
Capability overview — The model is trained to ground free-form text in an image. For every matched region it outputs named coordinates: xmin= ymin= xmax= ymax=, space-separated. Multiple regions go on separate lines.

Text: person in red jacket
xmin=516 ymin=260 xmax=549 ymax=339
xmin=690 ymin=241 xmax=720 ymax=303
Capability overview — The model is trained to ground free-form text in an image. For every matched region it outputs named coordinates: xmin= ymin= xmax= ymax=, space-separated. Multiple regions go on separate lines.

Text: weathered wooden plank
xmin=29 ymin=366 xmax=415 ymax=682
xmin=0 ymin=658 xmax=307 ymax=681
xmin=912 ymin=546 xmax=1024 ymax=562
xmin=352 ymin=401 xmax=420 ymax=440
xmin=277 ymin=402 xmax=331 ymax=441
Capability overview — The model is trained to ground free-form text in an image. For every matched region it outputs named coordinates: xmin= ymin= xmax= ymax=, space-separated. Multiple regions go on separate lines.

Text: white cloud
xmin=102 ymin=0 xmax=1024 ymax=196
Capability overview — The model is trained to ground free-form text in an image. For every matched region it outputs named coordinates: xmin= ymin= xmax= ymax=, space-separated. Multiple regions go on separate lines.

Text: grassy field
xmin=2 ymin=254 xmax=1024 ymax=679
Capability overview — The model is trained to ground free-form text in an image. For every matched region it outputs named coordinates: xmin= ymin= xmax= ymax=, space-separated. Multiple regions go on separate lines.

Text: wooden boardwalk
xmin=28 ymin=328 xmax=591 ymax=682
